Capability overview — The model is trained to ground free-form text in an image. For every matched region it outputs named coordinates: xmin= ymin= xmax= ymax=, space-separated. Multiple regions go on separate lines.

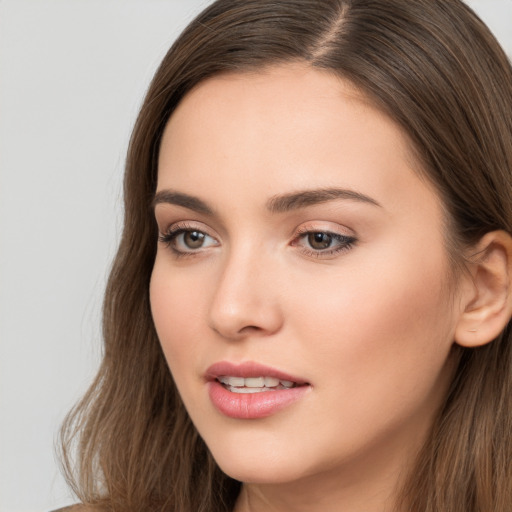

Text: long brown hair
xmin=60 ymin=1 xmax=512 ymax=511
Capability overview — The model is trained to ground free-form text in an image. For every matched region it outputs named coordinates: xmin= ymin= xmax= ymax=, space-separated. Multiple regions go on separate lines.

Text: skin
xmin=150 ymin=64 xmax=468 ymax=512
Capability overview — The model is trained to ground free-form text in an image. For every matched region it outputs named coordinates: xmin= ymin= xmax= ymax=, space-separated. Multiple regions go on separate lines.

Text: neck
xmin=232 ymin=421 xmax=424 ymax=512
xmin=234 ymin=474 xmax=398 ymax=512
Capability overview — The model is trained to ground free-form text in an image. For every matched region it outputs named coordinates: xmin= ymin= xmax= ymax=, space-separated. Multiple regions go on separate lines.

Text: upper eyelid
xmin=294 ymin=221 xmax=356 ymax=237
xmin=160 ymin=220 xmax=216 ymax=235
xmin=153 ymin=206 xmax=211 ymax=226
xmin=296 ymin=226 xmax=348 ymax=235
xmin=158 ymin=219 xmax=356 ymax=242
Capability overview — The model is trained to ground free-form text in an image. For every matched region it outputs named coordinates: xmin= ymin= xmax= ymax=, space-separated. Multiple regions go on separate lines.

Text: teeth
xmin=264 ymin=376 xmax=280 ymax=387
xmin=219 ymin=376 xmax=244 ymax=387
xmin=218 ymin=375 xmax=296 ymax=390
xmin=230 ymin=387 xmax=268 ymax=394
xmin=245 ymin=377 xmax=265 ymax=388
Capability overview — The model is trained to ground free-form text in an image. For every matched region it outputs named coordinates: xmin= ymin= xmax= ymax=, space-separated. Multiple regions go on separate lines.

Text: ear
xmin=455 ymin=230 xmax=512 ymax=348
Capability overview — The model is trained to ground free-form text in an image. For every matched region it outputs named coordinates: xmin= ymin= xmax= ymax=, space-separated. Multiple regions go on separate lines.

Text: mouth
xmin=217 ymin=375 xmax=298 ymax=393
xmin=206 ymin=360 xmax=309 ymax=390
xmin=205 ymin=361 xmax=310 ymax=419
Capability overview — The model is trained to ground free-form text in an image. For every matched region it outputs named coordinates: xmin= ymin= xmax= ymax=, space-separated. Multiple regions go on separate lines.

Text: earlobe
xmin=455 ymin=230 xmax=512 ymax=348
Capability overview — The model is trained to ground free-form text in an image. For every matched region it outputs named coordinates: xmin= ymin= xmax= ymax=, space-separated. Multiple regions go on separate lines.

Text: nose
xmin=208 ymin=246 xmax=284 ymax=340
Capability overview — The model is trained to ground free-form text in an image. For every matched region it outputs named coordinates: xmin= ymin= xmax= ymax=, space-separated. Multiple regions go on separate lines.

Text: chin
xmin=216 ymin=458 xmax=305 ymax=485
xmin=205 ymin=435 xmax=311 ymax=485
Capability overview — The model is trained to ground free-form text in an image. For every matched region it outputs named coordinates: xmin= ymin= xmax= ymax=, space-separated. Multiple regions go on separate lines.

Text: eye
xmin=158 ymin=225 xmax=219 ymax=256
xmin=179 ymin=230 xmax=208 ymax=249
xmin=307 ymin=232 xmax=336 ymax=250
xmin=293 ymin=229 xmax=356 ymax=259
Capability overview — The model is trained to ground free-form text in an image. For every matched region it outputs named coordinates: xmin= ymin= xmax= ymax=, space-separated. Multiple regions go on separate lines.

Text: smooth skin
xmin=150 ymin=64 xmax=512 ymax=512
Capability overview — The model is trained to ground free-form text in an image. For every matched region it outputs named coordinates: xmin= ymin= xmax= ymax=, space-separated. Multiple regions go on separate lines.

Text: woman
xmin=59 ymin=0 xmax=512 ymax=511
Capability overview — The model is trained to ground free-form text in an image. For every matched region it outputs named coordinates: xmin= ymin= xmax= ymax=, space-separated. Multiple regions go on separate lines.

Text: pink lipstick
xmin=206 ymin=361 xmax=310 ymax=419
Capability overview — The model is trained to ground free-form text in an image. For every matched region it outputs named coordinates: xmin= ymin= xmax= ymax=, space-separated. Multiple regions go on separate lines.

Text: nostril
xmin=239 ymin=325 xmax=263 ymax=333
xmin=209 ymin=323 xmax=264 ymax=340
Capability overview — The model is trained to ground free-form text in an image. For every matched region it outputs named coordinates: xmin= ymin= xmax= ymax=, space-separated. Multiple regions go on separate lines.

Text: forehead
xmin=157 ymin=63 xmax=439 ymax=219
xmin=164 ymin=64 xmax=394 ymax=151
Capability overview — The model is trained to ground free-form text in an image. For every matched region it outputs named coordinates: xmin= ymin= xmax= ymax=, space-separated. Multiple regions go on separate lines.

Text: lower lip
xmin=208 ymin=380 xmax=310 ymax=419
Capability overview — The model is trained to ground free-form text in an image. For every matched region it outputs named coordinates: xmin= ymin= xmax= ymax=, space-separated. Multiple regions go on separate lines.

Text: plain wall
xmin=0 ymin=1 xmax=510 ymax=511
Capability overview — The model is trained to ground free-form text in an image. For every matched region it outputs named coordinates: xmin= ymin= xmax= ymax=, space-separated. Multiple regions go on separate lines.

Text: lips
xmin=205 ymin=361 xmax=310 ymax=419
xmin=206 ymin=361 xmax=308 ymax=383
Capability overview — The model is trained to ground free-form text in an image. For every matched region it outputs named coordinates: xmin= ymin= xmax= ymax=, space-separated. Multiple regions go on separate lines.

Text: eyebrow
xmin=152 ymin=190 xmax=214 ymax=215
xmin=266 ymin=187 xmax=382 ymax=212
xmin=152 ymin=187 xmax=381 ymax=215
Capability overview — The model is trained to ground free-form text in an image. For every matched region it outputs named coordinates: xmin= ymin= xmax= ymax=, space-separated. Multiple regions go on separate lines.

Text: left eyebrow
xmin=266 ymin=187 xmax=382 ymax=213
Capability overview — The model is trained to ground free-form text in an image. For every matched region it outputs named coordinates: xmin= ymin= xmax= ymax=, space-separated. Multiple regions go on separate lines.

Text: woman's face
xmin=150 ymin=65 xmax=463 ymax=493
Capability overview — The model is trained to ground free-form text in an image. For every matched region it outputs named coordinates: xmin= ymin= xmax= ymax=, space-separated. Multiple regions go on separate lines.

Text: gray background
xmin=1 ymin=1 xmax=510 ymax=511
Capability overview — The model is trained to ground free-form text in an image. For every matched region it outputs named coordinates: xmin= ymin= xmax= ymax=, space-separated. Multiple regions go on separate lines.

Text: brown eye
xmin=293 ymin=229 xmax=356 ymax=259
xmin=158 ymin=226 xmax=219 ymax=255
xmin=307 ymin=232 xmax=333 ymax=250
xmin=183 ymin=231 xmax=206 ymax=249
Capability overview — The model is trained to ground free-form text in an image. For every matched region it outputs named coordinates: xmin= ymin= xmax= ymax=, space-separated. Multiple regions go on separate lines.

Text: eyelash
xmin=158 ymin=222 xmax=217 ymax=258
xmin=158 ymin=223 xmax=357 ymax=259
xmin=292 ymin=227 xmax=356 ymax=259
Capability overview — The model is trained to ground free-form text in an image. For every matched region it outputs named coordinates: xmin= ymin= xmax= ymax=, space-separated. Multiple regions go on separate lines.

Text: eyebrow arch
xmin=152 ymin=190 xmax=214 ymax=215
xmin=266 ymin=187 xmax=382 ymax=213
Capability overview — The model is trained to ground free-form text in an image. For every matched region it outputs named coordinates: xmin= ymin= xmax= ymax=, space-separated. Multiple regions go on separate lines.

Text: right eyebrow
xmin=152 ymin=190 xmax=214 ymax=215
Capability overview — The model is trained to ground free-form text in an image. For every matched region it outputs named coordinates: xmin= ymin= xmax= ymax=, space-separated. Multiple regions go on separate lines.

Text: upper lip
xmin=205 ymin=361 xmax=309 ymax=385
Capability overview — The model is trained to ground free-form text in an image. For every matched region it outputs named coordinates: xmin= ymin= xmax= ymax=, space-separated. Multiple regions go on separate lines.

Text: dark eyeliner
xmin=293 ymin=229 xmax=357 ymax=259
xmin=158 ymin=222 xmax=218 ymax=258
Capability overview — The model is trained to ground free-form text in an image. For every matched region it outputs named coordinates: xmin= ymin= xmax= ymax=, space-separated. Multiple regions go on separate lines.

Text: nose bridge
xmin=208 ymin=240 xmax=282 ymax=339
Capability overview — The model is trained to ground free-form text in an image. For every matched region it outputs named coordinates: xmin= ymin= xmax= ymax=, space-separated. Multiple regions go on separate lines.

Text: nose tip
xmin=209 ymin=303 xmax=281 ymax=340
xmin=207 ymin=259 xmax=283 ymax=340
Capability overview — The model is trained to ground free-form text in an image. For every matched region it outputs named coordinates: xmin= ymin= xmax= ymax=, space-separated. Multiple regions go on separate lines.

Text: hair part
xmin=60 ymin=1 xmax=512 ymax=511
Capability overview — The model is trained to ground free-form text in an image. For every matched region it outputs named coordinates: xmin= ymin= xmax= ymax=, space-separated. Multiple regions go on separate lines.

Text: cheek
xmin=290 ymin=239 xmax=456 ymax=407
xmin=149 ymin=263 xmax=207 ymax=374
